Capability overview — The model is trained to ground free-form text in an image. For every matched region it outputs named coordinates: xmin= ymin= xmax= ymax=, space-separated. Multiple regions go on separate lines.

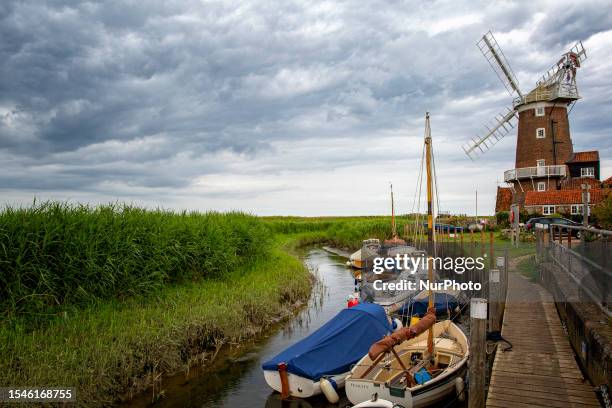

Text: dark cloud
xmin=0 ymin=0 xmax=610 ymax=213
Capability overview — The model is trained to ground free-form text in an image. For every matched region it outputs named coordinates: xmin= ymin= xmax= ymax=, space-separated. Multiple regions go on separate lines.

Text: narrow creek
xmin=124 ymin=248 xmax=467 ymax=408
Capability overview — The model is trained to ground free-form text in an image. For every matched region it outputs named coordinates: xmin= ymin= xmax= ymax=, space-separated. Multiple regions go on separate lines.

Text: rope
xmin=487 ymin=330 xmax=513 ymax=352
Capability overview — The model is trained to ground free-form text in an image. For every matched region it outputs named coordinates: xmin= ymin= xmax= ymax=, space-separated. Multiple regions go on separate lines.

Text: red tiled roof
xmin=604 ymin=176 xmax=612 ymax=187
xmin=525 ymin=189 xmax=607 ymax=206
xmin=567 ymin=150 xmax=599 ymax=163
xmin=495 ymin=187 xmax=513 ymax=212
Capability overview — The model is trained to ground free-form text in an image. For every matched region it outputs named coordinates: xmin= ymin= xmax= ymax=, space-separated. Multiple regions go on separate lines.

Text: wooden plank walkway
xmin=486 ymin=267 xmax=600 ymax=408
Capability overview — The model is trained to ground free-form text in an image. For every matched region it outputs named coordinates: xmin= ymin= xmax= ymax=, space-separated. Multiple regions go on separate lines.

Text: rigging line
xmin=413 ymin=144 xmax=426 ymax=245
xmin=432 ymin=145 xmax=441 ymax=223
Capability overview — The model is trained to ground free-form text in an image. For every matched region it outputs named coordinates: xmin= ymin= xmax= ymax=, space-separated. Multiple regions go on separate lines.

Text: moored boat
xmin=345 ymin=310 xmax=468 ymax=408
xmin=347 ymin=113 xmax=469 ymax=408
xmin=349 ymin=239 xmax=380 ymax=269
xmin=261 ymin=303 xmax=392 ymax=399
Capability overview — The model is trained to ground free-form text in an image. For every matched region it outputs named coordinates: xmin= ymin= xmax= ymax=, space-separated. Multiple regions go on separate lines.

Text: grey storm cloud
xmin=0 ymin=0 xmax=610 ymax=213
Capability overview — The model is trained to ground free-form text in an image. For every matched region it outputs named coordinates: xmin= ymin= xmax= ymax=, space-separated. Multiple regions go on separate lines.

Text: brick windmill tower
xmin=463 ymin=32 xmax=606 ymax=216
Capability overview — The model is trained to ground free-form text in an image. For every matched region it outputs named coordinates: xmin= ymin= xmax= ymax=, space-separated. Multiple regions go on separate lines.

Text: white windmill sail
xmin=463 ymin=32 xmax=522 ymax=159
xmin=478 ymin=31 xmax=523 ymax=99
xmin=462 ymin=108 xmax=517 ymax=160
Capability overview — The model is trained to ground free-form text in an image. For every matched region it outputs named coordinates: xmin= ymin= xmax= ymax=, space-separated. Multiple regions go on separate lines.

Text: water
xmin=125 ymin=248 xmax=466 ymax=408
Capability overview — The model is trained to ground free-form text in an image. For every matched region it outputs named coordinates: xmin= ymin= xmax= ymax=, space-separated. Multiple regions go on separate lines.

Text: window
xmin=536 ymin=128 xmax=546 ymax=138
xmin=581 ymin=167 xmax=595 ymax=178
xmin=571 ymin=204 xmax=582 ymax=215
xmin=536 ymin=159 xmax=546 ymax=167
xmin=543 ymin=205 xmax=555 ymax=215
xmin=537 ymin=182 xmax=546 ymax=191
xmin=535 ymin=107 xmax=545 ymax=116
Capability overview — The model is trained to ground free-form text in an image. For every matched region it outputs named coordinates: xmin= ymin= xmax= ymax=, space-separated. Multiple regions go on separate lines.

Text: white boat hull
xmin=345 ymin=321 xmax=468 ymax=408
xmin=263 ymin=369 xmax=347 ymax=398
xmin=347 ymin=367 xmax=465 ymax=408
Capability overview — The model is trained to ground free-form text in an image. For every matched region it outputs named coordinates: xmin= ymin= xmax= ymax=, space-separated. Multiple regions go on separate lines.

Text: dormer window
xmin=536 ymin=128 xmax=546 ymax=139
xmin=535 ymin=107 xmax=545 ymax=116
xmin=581 ymin=167 xmax=595 ymax=178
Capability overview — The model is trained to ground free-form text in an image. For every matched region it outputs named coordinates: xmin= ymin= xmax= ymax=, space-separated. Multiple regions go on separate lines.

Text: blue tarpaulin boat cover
xmin=262 ymin=303 xmax=391 ymax=381
xmin=399 ymin=292 xmax=459 ymax=317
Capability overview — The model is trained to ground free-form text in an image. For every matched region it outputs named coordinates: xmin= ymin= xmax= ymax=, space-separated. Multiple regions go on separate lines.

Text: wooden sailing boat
xmin=345 ymin=113 xmax=469 ymax=408
xmin=384 ymin=183 xmax=406 ymax=246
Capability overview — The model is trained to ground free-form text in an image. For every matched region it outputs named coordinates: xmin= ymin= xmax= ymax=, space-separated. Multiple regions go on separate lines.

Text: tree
xmin=592 ymin=194 xmax=612 ymax=230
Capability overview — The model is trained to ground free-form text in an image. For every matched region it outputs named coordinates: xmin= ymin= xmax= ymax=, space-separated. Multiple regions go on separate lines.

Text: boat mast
xmin=424 ymin=112 xmax=435 ymax=354
xmin=390 ymin=183 xmax=397 ymax=238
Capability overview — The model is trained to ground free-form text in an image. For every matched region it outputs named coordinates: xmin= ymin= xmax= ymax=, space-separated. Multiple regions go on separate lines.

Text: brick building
xmin=495 ymin=85 xmax=609 ymax=216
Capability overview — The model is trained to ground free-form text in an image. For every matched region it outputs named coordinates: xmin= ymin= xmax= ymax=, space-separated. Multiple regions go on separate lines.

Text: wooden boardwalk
xmin=486 ymin=268 xmax=600 ymax=408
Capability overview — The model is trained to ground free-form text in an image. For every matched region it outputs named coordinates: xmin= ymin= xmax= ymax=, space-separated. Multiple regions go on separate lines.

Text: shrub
xmin=592 ymin=194 xmax=612 ymax=230
xmin=495 ymin=211 xmax=510 ymax=228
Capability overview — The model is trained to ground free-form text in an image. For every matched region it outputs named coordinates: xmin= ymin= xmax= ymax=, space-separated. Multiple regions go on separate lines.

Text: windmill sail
xmin=462 ymin=108 xmax=516 ymax=160
xmin=537 ymin=41 xmax=587 ymax=87
xmin=478 ymin=31 xmax=523 ymax=98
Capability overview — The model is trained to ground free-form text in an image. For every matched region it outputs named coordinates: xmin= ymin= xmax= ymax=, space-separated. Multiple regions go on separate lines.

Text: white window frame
xmin=536 ymin=128 xmax=546 ymax=139
xmin=535 ymin=107 xmax=545 ymax=116
xmin=543 ymin=205 xmax=555 ymax=215
xmin=571 ymin=204 xmax=582 ymax=215
xmin=581 ymin=167 xmax=595 ymax=178
xmin=536 ymin=159 xmax=546 ymax=167
xmin=537 ymin=182 xmax=546 ymax=192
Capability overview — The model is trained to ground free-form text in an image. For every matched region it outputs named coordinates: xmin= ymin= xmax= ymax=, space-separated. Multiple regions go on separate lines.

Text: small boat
xmin=344 ymin=309 xmax=468 ymax=408
xmin=349 ymin=239 xmax=380 ymax=269
xmin=359 ymin=245 xmax=427 ymax=314
xmin=398 ymin=289 xmax=461 ymax=318
xmin=346 ymin=113 xmax=469 ymax=408
xmin=262 ymin=303 xmax=392 ymax=400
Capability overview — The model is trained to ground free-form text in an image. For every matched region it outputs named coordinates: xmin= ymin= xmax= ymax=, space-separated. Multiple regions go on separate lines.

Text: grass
xmin=0 ymin=202 xmax=270 ymax=323
xmin=0 ymin=237 xmax=310 ymax=406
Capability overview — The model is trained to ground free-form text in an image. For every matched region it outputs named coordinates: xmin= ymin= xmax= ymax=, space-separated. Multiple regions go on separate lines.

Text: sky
xmin=1 ymin=0 xmax=611 ymax=216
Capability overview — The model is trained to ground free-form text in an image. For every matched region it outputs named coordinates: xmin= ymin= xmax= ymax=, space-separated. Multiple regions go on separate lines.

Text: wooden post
xmin=469 ymin=298 xmax=487 ymax=408
xmin=470 ymin=229 xmax=474 ymax=256
xmin=480 ymin=228 xmax=485 ymax=258
xmin=460 ymin=229 xmax=464 ymax=255
xmin=503 ymin=248 xmax=509 ymax=303
xmin=488 ymin=269 xmax=501 ymax=332
xmin=489 ymin=231 xmax=494 ymax=269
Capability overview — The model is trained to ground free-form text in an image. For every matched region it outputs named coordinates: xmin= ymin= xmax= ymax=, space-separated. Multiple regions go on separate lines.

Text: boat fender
xmin=455 ymin=376 xmax=466 ymax=402
xmin=392 ymin=318 xmax=403 ymax=331
xmin=351 ymin=398 xmax=396 ymax=408
xmin=320 ymin=378 xmax=339 ymax=404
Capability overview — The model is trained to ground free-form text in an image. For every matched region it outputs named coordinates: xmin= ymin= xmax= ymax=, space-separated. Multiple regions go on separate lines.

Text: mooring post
xmin=503 ymin=248 xmax=509 ymax=303
xmin=480 ymin=228 xmax=485 ymax=258
xmin=469 ymin=298 xmax=487 ymax=408
xmin=488 ymin=269 xmax=501 ymax=332
xmin=471 ymin=229 xmax=474 ymax=255
xmin=489 ymin=231 xmax=494 ymax=269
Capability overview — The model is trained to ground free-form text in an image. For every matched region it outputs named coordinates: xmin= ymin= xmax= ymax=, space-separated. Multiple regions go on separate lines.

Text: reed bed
xmin=263 ymin=217 xmax=414 ymax=249
xmin=0 ymin=202 xmax=270 ymax=322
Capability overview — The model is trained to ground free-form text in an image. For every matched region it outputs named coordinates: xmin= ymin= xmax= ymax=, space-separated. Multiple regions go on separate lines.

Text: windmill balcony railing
xmin=504 ymin=165 xmax=567 ymax=182
xmin=513 ymin=83 xmax=580 ymax=107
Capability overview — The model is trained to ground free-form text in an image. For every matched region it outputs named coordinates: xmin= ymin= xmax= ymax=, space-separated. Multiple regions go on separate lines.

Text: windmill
xmin=463 ymin=31 xmax=587 ymax=161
